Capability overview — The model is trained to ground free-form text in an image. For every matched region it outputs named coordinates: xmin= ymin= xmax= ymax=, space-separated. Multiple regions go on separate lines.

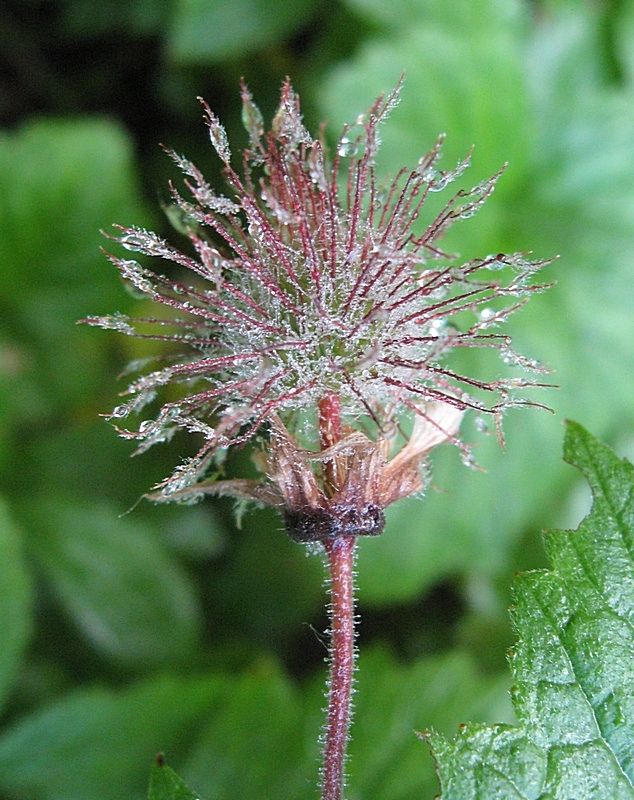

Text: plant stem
xmin=318 ymin=392 xmax=356 ymax=800
xmin=321 ymin=534 xmax=356 ymax=800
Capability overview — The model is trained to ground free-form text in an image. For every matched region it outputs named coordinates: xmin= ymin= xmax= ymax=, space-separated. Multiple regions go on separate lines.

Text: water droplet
xmin=337 ymin=137 xmax=358 ymax=157
xmin=428 ymin=320 xmax=444 ymax=337
xmin=120 ymin=233 xmax=147 ymax=251
xmin=479 ymin=307 xmax=495 ymax=321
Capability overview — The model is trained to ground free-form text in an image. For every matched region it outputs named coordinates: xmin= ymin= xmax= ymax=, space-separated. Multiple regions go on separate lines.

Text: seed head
xmin=83 ymin=79 xmax=551 ymax=526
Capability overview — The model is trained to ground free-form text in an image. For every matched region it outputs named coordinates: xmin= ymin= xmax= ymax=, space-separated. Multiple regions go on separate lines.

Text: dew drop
xmin=428 ymin=318 xmax=450 ymax=337
xmin=337 ymin=137 xmax=358 ymax=158
xmin=479 ymin=307 xmax=495 ymax=322
xmin=122 ymin=279 xmax=150 ymax=300
xmin=120 ymin=233 xmax=147 ymax=251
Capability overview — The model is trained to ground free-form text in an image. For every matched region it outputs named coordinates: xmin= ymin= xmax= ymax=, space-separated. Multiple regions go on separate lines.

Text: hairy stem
xmin=322 ymin=534 xmax=356 ymax=800
xmin=318 ymin=393 xmax=357 ymax=800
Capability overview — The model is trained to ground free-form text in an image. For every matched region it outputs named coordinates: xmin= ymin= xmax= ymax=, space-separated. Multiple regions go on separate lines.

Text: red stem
xmin=321 ymin=535 xmax=356 ymax=800
xmin=318 ymin=392 xmax=342 ymax=450
xmin=318 ymin=393 xmax=356 ymax=800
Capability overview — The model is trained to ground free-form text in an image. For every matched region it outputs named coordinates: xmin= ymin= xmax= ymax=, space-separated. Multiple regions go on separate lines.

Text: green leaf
xmin=0 ymin=117 xmax=152 ymax=415
xmin=167 ymin=0 xmax=318 ymax=64
xmin=0 ymin=672 xmax=226 ymax=800
xmin=208 ymin=506 xmax=324 ymax=646
xmin=148 ymin=755 xmax=201 ymax=800
xmin=428 ymin=422 xmax=634 ymax=798
xmin=181 ymin=658 xmax=313 ymax=800
xmin=60 ymin=0 xmax=168 ymax=38
xmin=0 ymin=497 xmax=33 ymax=713
xmin=22 ymin=496 xmax=202 ymax=668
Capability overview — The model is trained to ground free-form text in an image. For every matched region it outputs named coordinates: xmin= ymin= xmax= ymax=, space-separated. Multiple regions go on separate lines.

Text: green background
xmin=0 ymin=0 xmax=632 ymax=797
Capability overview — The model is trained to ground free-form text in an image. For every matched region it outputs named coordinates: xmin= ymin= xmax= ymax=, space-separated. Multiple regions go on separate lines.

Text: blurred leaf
xmin=0 ymin=117 xmax=152 ymax=413
xmin=22 ymin=496 xmax=202 ymax=668
xmin=151 ymin=504 xmax=226 ymax=561
xmin=356 ymin=492 xmax=469 ymax=605
xmin=167 ymin=0 xmax=319 ymax=64
xmin=617 ymin=0 xmax=634 ymax=84
xmin=343 ymin=0 xmax=526 ymax=37
xmin=182 ymin=658 xmax=313 ymax=800
xmin=523 ymin=9 xmax=634 ymax=421
xmin=0 ymin=672 xmax=227 ymax=800
xmin=208 ymin=506 xmax=324 ymax=645
xmin=429 ymin=423 xmax=634 ymax=798
xmin=0 ymin=497 xmax=33 ymax=713
xmin=320 ymin=0 xmax=531 ymax=225
xmin=60 ymin=0 xmax=169 ymax=37
xmin=149 ymin=756 xmax=200 ymax=800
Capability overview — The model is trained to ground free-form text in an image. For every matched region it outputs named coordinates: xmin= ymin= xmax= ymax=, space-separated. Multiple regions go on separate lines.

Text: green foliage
xmin=149 ymin=756 xmax=200 ymax=800
xmin=167 ymin=0 xmax=319 ymax=63
xmin=22 ymin=497 xmax=202 ymax=667
xmin=0 ymin=673 xmax=227 ymax=800
xmin=0 ymin=118 xmax=150 ymax=421
xmin=0 ymin=499 xmax=33 ymax=714
xmin=0 ymin=2 xmax=632 ymax=798
xmin=428 ymin=422 xmax=634 ymax=798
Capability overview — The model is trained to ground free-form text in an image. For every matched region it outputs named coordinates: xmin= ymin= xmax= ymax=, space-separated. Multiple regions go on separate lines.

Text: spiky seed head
xmin=83 ymin=79 xmax=551 ymax=532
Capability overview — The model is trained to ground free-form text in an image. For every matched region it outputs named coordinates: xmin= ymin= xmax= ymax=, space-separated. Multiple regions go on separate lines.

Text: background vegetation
xmin=0 ymin=0 xmax=632 ymax=797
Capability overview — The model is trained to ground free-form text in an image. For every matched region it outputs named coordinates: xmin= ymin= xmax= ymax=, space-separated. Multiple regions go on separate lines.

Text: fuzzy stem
xmin=318 ymin=393 xmax=356 ymax=800
xmin=322 ymin=534 xmax=356 ymax=800
xmin=318 ymin=392 xmax=342 ymax=449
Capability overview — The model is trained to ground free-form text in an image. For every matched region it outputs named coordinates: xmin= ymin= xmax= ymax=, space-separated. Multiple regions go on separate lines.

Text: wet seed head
xmin=82 ymin=79 xmax=552 ymax=512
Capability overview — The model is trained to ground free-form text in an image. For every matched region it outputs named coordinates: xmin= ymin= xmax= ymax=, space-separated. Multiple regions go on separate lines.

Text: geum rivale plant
xmin=83 ymin=79 xmax=551 ymax=800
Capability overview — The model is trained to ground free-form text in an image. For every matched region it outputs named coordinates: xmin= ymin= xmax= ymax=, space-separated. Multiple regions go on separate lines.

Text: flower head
xmin=83 ymin=80 xmax=550 ymax=535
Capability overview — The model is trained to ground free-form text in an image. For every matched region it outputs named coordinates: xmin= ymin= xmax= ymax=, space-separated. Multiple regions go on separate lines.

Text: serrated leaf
xmin=428 ymin=422 xmax=634 ymax=799
xmin=347 ymin=647 xmax=514 ymax=800
xmin=21 ymin=496 xmax=201 ymax=668
xmin=148 ymin=755 xmax=201 ymax=800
